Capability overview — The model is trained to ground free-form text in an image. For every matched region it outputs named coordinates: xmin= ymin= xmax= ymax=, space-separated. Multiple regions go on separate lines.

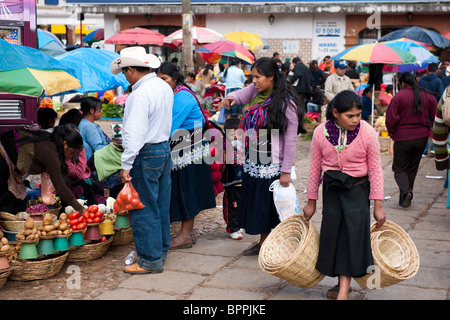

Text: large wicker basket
xmin=0 ymin=269 xmax=10 ymax=289
xmin=354 ymin=220 xmax=420 ymax=289
xmin=9 ymin=251 xmax=68 ymax=281
xmin=111 ymin=227 xmax=133 ymax=246
xmin=0 ymin=220 xmax=43 ymax=232
xmin=66 ymin=236 xmax=113 ymax=263
xmin=258 ymin=215 xmax=324 ymax=288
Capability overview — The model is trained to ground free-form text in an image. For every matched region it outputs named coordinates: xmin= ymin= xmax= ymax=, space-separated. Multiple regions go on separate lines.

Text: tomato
xmin=86 ymin=218 xmax=94 ymax=224
xmin=131 ymin=198 xmax=141 ymax=208
xmin=87 ymin=205 xmax=98 ymax=213
xmin=69 ymin=211 xmax=80 ymax=220
xmin=89 ymin=213 xmax=95 ymax=219
xmin=126 ymin=203 xmax=134 ymax=211
xmin=101 ymin=236 xmax=107 ymax=242
xmin=113 ymin=202 xmax=121 ymax=213
xmin=100 ymin=216 xmax=105 ymax=222
xmin=82 ymin=211 xmax=89 ymax=219
xmin=69 ymin=219 xmax=78 ymax=226
xmin=77 ymin=222 xmax=86 ymax=230
xmin=77 ymin=216 xmax=84 ymax=224
xmin=135 ymin=203 xmax=145 ymax=209
xmin=93 ymin=217 xmax=100 ymax=223
xmin=95 ymin=211 xmax=103 ymax=218
xmin=71 ymin=224 xmax=77 ymax=230
xmin=119 ymin=192 xmax=128 ymax=202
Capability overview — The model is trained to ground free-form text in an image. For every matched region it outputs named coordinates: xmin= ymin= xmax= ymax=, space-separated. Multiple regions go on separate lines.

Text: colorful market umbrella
xmin=83 ymin=28 xmax=104 ymax=44
xmin=224 ymin=31 xmax=269 ymax=51
xmin=105 ymin=28 xmax=165 ymax=46
xmin=0 ymin=39 xmax=80 ymax=97
xmin=37 ymin=29 xmax=66 ymax=57
xmin=163 ymin=27 xmax=223 ymax=49
xmin=196 ymin=40 xmax=254 ymax=65
xmin=331 ymin=41 xmax=416 ymax=65
xmin=378 ymin=26 xmax=450 ymax=49
xmin=55 ymin=47 xmax=129 ymax=94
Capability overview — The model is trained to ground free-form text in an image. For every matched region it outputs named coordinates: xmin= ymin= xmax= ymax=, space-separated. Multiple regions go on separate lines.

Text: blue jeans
xmin=306 ymin=102 xmax=320 ymax=113
xmin=129 ymin=141 xmax=172 ymax=271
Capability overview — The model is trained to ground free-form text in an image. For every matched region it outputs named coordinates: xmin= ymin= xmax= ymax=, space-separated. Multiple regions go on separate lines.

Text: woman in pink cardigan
xmin=303 ymin=90 xmax=386 ymax=300
xmin=223 ymin=57 xmax=305 ymax=256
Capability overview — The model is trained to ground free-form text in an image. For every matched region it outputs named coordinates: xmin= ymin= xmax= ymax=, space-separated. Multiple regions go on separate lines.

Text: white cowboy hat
xmin=110 ymin=46 xmax=161 ymax=75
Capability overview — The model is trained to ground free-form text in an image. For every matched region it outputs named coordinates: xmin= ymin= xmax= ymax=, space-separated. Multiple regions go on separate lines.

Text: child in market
xmin=211 ymin=90 xmax=223 ymax=114
xmin=222 ymin=118 xmax=244 ymax=240
xmin=302 ymin=90 xmax=386 ymax=300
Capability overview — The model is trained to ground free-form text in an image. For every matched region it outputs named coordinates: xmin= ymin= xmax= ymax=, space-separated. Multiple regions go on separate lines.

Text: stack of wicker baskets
xmin=9 ymin=251 xmax=69 ymax=281
xmin=66 ymin=236 xmax=113 ymax=263
xmin=355 ymin=220 xmax=420 ymax=289
xmin=258 ymin=215 xmax=324 ymax=288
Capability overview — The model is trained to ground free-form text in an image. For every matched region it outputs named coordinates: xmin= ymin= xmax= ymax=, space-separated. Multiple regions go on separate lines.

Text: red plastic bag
xmin=113 ymin=182 xmax=145 ymax=213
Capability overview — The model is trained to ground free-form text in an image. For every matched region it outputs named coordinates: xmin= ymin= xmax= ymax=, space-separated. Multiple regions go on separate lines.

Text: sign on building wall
xmin=312 ymin=15 xmax=345 ymax=61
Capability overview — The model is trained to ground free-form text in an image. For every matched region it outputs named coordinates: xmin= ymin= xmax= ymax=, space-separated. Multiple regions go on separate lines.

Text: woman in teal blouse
xmin=158 ymin=62 xmax=216 ymax=250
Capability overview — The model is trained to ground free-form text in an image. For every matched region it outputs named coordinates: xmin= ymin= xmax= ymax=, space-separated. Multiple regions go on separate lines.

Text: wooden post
xmin=182 ymin=0 xmax=194 ymax=76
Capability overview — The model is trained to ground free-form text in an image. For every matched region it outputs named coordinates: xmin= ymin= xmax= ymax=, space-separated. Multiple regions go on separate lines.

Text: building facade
xmin=58 ymin=1 xmax=449 ymax=64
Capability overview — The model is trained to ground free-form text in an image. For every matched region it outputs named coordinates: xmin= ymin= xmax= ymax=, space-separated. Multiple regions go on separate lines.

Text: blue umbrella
xmin=37 ymin=29 xmax=66 ymax=57
xmin=54 ymin=47 xmax=129 ymax=95
xmin=378 ymin=27 xmax=450 ymax=49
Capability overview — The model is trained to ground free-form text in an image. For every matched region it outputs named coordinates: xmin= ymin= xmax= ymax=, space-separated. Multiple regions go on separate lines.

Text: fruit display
xmin=36 ymin=213 xmax=71 ymax=237
xmin=84 ymin=205 xmax=106 ymax=224
xmin=68 ymin=211 xmax=87 ymax=231
xmin=15 ymin=218 xmax=40 ymax=242
xmin=113 ymin=182 xmax=144 ymax=213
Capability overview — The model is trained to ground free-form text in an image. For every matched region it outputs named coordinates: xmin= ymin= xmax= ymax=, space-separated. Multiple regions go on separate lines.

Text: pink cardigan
xmin=306 ymin=120 xmax=384 ymax=200
xmin=66 ymin=148 xmax=91 ymax=180
xmin=227 ymin=84 xmax=298 ymax=173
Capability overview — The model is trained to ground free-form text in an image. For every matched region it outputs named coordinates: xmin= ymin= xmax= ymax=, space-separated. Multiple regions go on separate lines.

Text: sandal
xmin=242 ymin=243 xmax=260 ymax=256
xmin=326 ymin=285 xmax=353 ymax=299
xmin=123 ymin=263 xmax=163 ymax=275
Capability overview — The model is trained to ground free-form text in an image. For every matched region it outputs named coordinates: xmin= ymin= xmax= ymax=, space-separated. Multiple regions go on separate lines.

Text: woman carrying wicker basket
xmin=303 ymin=90 xmax=386 ymax=300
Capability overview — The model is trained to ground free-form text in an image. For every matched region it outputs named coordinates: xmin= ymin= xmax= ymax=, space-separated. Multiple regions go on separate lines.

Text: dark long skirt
xmin=316 ymin=171 xmax=374 ymax=278
xmin=238 ymin=142 xmax=281 ymax=235
xmin=169 ymin=135 xmax=216 ymax=223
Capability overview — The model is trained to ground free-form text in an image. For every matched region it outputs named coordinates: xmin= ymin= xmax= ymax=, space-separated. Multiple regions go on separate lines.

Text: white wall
xmin=205 ymin=12 xmax=314 ymax=39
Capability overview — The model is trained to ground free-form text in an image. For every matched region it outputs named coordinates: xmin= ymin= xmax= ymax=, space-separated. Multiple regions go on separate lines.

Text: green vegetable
xmin=102 ymin=103 xmax=124 ymax=119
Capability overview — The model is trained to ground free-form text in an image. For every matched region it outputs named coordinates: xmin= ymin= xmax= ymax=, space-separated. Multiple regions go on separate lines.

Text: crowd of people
xmin=0 ymin=46 xmax=449 ymax=300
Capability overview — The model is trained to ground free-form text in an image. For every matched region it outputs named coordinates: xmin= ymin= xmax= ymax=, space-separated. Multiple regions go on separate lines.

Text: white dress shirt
xmin=121 ymin=73 xmax=174 ymax=170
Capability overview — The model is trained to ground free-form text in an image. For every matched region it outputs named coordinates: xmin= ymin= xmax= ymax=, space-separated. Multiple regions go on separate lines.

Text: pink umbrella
xmin=163 ymin=27 xmax=223 ymax=49
xmin=105 ymin=27 xmax=165 ymax=46
xmin=444 ymin=31 xmax=450 ymax=40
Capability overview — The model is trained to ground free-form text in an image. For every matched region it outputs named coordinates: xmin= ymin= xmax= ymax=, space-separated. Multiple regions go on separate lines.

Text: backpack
xmin=443 ymin=86 xmax=450 ymax=126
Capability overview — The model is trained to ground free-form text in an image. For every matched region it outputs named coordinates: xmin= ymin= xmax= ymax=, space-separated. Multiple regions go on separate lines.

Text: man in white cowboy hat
xmin=111 ymin=46 xmax=174 ymax=275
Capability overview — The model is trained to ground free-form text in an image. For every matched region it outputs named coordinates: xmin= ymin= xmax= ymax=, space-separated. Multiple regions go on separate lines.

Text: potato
xmin=58 ymin=222 xmax=68 ymax=231
xmin=63 ymin=229 xmax=70 ymax=235
xmin=53 ymin=221 xmax=60 ymax=229
xmin=0 ymin=244 xmax=10 ymax=252
xmin=24 ymin=218 xmax=35 ymax=229
xmin=23 ymin=229 xmax=32 ymax=236
xmin=43 ymin=225 xmax=55 ymax=232
xmin=26 ymin=234 xmax=36 ymax=241
xmin=1 ymin=237 xmax=8 ymax=245
xmin=43 ymin=213 xmax=53 ymax=225
xmin=57 ymin=230 xmax=62 ymax=235
xmin=59 ymin=213 xmax=68 ymax=221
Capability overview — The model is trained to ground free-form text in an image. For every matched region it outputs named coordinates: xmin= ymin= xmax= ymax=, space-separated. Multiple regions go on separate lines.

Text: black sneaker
xmin=400 ymin=192 xmax=412 ymax=208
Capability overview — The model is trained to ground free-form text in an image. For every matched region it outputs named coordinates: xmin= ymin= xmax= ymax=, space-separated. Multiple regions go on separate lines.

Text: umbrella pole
xmin=372 ymin=83 xmax=375 ymax=126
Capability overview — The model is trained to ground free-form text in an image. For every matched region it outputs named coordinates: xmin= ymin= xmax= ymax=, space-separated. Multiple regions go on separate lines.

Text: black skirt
xmin=169 ymin=128 xmax=216 ymax=223
xmin=238 ymin=133 xmax=281 ymax=235
xmin=316 ymin=170 xmax=374 ymax=278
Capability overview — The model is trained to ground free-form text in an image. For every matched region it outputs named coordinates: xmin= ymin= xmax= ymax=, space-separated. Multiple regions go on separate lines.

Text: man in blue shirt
xmin=418 ymin=63 xmax=444 ymax=102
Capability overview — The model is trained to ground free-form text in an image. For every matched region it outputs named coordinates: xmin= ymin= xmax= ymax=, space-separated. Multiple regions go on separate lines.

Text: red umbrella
xmin=163 ymin=27 xmax=223 ymax=49
xmin=105 ymin=28 xmax=165 ymax=46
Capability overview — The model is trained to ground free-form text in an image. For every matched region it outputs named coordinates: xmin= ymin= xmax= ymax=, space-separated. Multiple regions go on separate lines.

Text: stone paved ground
xmin=0 ymin=137 xmax=449 ymax=301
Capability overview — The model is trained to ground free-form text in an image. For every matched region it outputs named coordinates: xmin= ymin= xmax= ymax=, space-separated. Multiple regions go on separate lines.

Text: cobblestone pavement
xmin=0 ymin=137 xmax=449 ymax=301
